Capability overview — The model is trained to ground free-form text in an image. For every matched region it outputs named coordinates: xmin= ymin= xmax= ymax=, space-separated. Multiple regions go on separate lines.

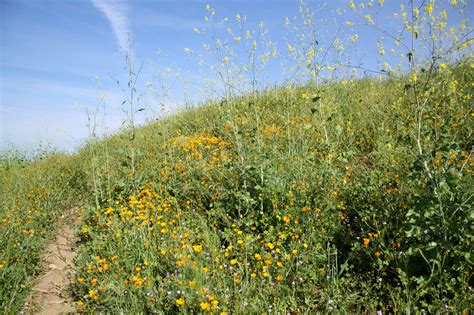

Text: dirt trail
xmin=23 ymin=208 xmax=79 ymax=314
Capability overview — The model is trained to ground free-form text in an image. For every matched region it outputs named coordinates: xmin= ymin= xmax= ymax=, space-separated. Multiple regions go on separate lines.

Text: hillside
xmin=1 ymin=63 xmax=473 ymax=313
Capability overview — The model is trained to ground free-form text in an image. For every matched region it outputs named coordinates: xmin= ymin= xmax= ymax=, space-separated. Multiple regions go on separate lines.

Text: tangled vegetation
xmin=70 ymin=62 xmax=473 ymax=313
xmin=1 ymin=0 xmax=473 ymax=313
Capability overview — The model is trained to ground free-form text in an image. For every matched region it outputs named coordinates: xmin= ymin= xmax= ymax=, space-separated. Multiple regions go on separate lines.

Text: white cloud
xmin=92 ymin=0 xmax=131 ymax=53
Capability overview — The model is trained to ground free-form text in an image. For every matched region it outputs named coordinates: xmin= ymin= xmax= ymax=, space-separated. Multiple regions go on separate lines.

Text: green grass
xmin=0 ymin=151 xmax=87 ymax=311
xmin=1 ymin=62 xmax=472 ymax=313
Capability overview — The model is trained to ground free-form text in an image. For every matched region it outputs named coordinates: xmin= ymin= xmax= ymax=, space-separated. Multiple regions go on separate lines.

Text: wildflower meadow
xmin=1 ymin=0 xmax=472 ymax=313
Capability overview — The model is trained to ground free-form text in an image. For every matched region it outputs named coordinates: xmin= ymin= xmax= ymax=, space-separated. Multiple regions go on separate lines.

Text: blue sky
xmin=1 ymin=0 xmax=472 ymax=152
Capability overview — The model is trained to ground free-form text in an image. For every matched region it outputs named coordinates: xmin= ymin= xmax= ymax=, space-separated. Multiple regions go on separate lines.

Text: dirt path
xmin=23 ymin=209 xmax=79 ymax=314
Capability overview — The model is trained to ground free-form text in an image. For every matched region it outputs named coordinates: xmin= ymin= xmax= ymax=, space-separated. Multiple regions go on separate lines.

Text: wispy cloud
xmin=92 ymin=0 xmax=131 ymax=53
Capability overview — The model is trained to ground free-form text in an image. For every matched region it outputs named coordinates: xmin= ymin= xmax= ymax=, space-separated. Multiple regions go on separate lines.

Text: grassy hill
xmin=1 ymin=62 xmax=472 ymax=313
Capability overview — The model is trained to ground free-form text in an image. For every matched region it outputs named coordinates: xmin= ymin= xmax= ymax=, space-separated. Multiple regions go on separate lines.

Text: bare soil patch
xmin=22 ymin=208 xmax=79 ymax=314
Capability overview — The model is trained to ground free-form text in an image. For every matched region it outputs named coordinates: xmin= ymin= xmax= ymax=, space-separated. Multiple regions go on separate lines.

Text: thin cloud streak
xmin=92 ymin=0 xmax=131 ymax=53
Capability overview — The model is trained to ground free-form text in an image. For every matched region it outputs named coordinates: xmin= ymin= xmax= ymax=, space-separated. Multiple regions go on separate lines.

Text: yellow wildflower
xmin=365 ymin=14 xmax=375 ymax=25
xmin=200 ymin=302 xmax=211 ymax=311
xmin=425 ymin=3 xmax=433 ymax=15
xmin=349 ymin=0 xmax=355 ymax=10
xmin=193 ymin=244 xmax=203 ymax=253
